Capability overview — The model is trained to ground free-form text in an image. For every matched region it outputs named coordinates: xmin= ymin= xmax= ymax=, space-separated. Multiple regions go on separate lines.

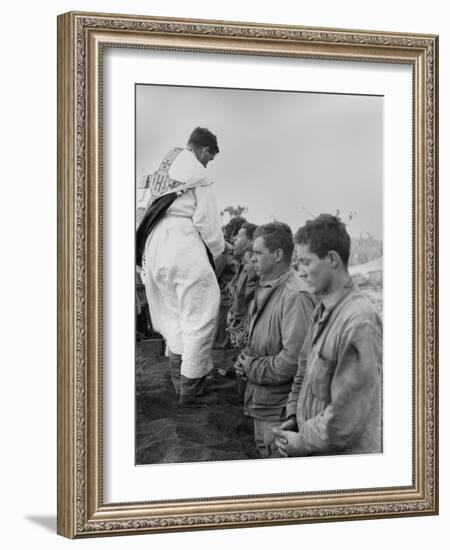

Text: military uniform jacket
xmin=286 ymin=280 xmax=383 ymax=455
xmin=242 ymin=269 xmax=315 ymax=420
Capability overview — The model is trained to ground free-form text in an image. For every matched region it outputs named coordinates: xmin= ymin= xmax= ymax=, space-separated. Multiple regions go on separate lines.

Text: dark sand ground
xmin=136 ymin=341 xmax=259 ymax=465
xmin=135 ymin=283 xmax=383 ymax=465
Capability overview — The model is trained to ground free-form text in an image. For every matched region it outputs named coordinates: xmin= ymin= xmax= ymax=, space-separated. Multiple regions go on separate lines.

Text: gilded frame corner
xmin=57 ymin=10 xmax=439 ymax=539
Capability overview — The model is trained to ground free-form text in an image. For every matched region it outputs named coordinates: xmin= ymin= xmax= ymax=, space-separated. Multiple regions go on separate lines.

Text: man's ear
xmin=328 ymin=250 xmax=341 ymax=268
xmin=274 ymin=248 xmax=284 ymax=263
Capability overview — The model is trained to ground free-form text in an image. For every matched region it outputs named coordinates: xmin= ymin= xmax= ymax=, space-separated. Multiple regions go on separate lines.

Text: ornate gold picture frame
xmin=57 ymin=11 xmax=438 ymax=538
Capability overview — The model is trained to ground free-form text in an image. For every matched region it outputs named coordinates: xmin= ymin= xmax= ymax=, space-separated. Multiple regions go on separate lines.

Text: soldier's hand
xmin=279 ymin=416 xmax=298 ymax=432
xmin=272 ymin=428 xmax=307 ymax=457
xmin=238 ymin=350 xmax=254 ymax=371
xmin=234 ymin=359 xmax=244 ymax=376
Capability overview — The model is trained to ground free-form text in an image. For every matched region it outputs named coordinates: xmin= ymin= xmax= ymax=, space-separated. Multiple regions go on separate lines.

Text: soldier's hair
xmin=187 ymin=127 xmax=219 ymax=154
xmin=254 ymin=222 xmax=294 ymax=264
xmin=295 ymin=214 xmax=351 ymax=266
xmin=241 ymin=222 xmax=258 ymax=241
xmin=223 ymin=216 xmax=248 ymax=241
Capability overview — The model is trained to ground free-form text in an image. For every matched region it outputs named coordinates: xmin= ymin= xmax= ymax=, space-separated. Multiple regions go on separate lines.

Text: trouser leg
xmin=213 ymin=306 xmax=230 ymax=349
xmin=176 ymin=271 xmax=220 ymax=380
xmin=168 ymin=351 xmax=182 ymax=395
xmin=253 ymin=418 xmax=282 ymax=458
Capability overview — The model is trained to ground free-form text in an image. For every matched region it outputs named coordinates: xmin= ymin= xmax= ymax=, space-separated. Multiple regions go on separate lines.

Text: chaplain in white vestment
xmin=141 ymin=127 xmax=225 ymax=406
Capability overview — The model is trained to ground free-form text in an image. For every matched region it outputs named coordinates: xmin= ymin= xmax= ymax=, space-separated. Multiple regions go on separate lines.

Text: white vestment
xmin=142 ymin=148 xmax=224 ymax=379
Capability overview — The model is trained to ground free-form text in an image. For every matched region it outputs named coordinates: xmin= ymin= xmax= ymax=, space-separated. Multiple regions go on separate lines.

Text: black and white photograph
xmin=52 ymin=6 xmax=439 ymax=542
xmin=135 ymin=83 xmax=383 ymax=466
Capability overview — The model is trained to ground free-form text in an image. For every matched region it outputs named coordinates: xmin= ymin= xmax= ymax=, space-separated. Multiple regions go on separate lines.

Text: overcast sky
xmin=136 ymin=84 xmax=383 ymax=239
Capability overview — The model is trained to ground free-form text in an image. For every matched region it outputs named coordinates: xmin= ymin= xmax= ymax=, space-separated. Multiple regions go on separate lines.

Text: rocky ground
xmin=135 ymin=341 xmax=259 ymax=465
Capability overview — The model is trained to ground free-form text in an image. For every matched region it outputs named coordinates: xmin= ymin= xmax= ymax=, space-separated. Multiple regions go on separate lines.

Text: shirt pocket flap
xmin=311 ymin=356 xmax=336 ymax=403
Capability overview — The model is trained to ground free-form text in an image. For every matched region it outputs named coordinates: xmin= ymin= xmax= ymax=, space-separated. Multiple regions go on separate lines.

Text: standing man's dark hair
xmin=254 ymin=222 xmax=294 ymax=265
xmin=295 ymin=214 xmax=351 ymax=266
xmin=188 ymin=127 xmax=220 ymax=155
